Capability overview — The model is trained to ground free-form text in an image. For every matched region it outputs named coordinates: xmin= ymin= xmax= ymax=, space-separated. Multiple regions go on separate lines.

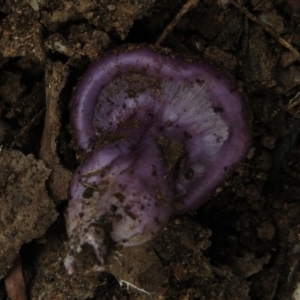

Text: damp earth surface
xmin=0 ymin=0 xmax=300 ymax=299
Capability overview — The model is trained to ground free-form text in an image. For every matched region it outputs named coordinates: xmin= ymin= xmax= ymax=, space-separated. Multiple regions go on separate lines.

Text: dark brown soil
xmin=0 ymin=0 xmax=300 ymax=299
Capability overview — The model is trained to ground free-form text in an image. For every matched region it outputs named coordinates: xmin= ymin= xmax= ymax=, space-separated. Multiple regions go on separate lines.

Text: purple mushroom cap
xmin=65 ymin=44 xmax=251 ymax=274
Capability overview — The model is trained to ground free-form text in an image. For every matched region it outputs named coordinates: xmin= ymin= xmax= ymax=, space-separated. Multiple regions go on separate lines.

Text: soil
xmin=0 ymin=0 xmax=300 ymax=299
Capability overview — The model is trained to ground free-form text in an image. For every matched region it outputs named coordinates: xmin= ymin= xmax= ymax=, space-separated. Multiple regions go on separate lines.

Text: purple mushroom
xmin=65 ymin=44 xmax=251 ymax=274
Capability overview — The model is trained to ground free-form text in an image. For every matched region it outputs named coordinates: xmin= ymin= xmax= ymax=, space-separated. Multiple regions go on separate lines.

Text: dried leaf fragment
xmin=4 ymin=254 xmax=27 ymax=300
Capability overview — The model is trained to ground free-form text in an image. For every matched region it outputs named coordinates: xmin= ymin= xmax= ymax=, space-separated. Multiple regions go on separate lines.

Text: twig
xmin=40 ymin=61 xmax=72 ymax=202
xmin=229 ymin=0 xmax=300 ymax=62
xmin=287 ymin=91 xmax=300 ymax=110
xmin=156 ymin=0 xmax=198 ymax=46
xmin=119 ymin=279 xmax=153 ymax=296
